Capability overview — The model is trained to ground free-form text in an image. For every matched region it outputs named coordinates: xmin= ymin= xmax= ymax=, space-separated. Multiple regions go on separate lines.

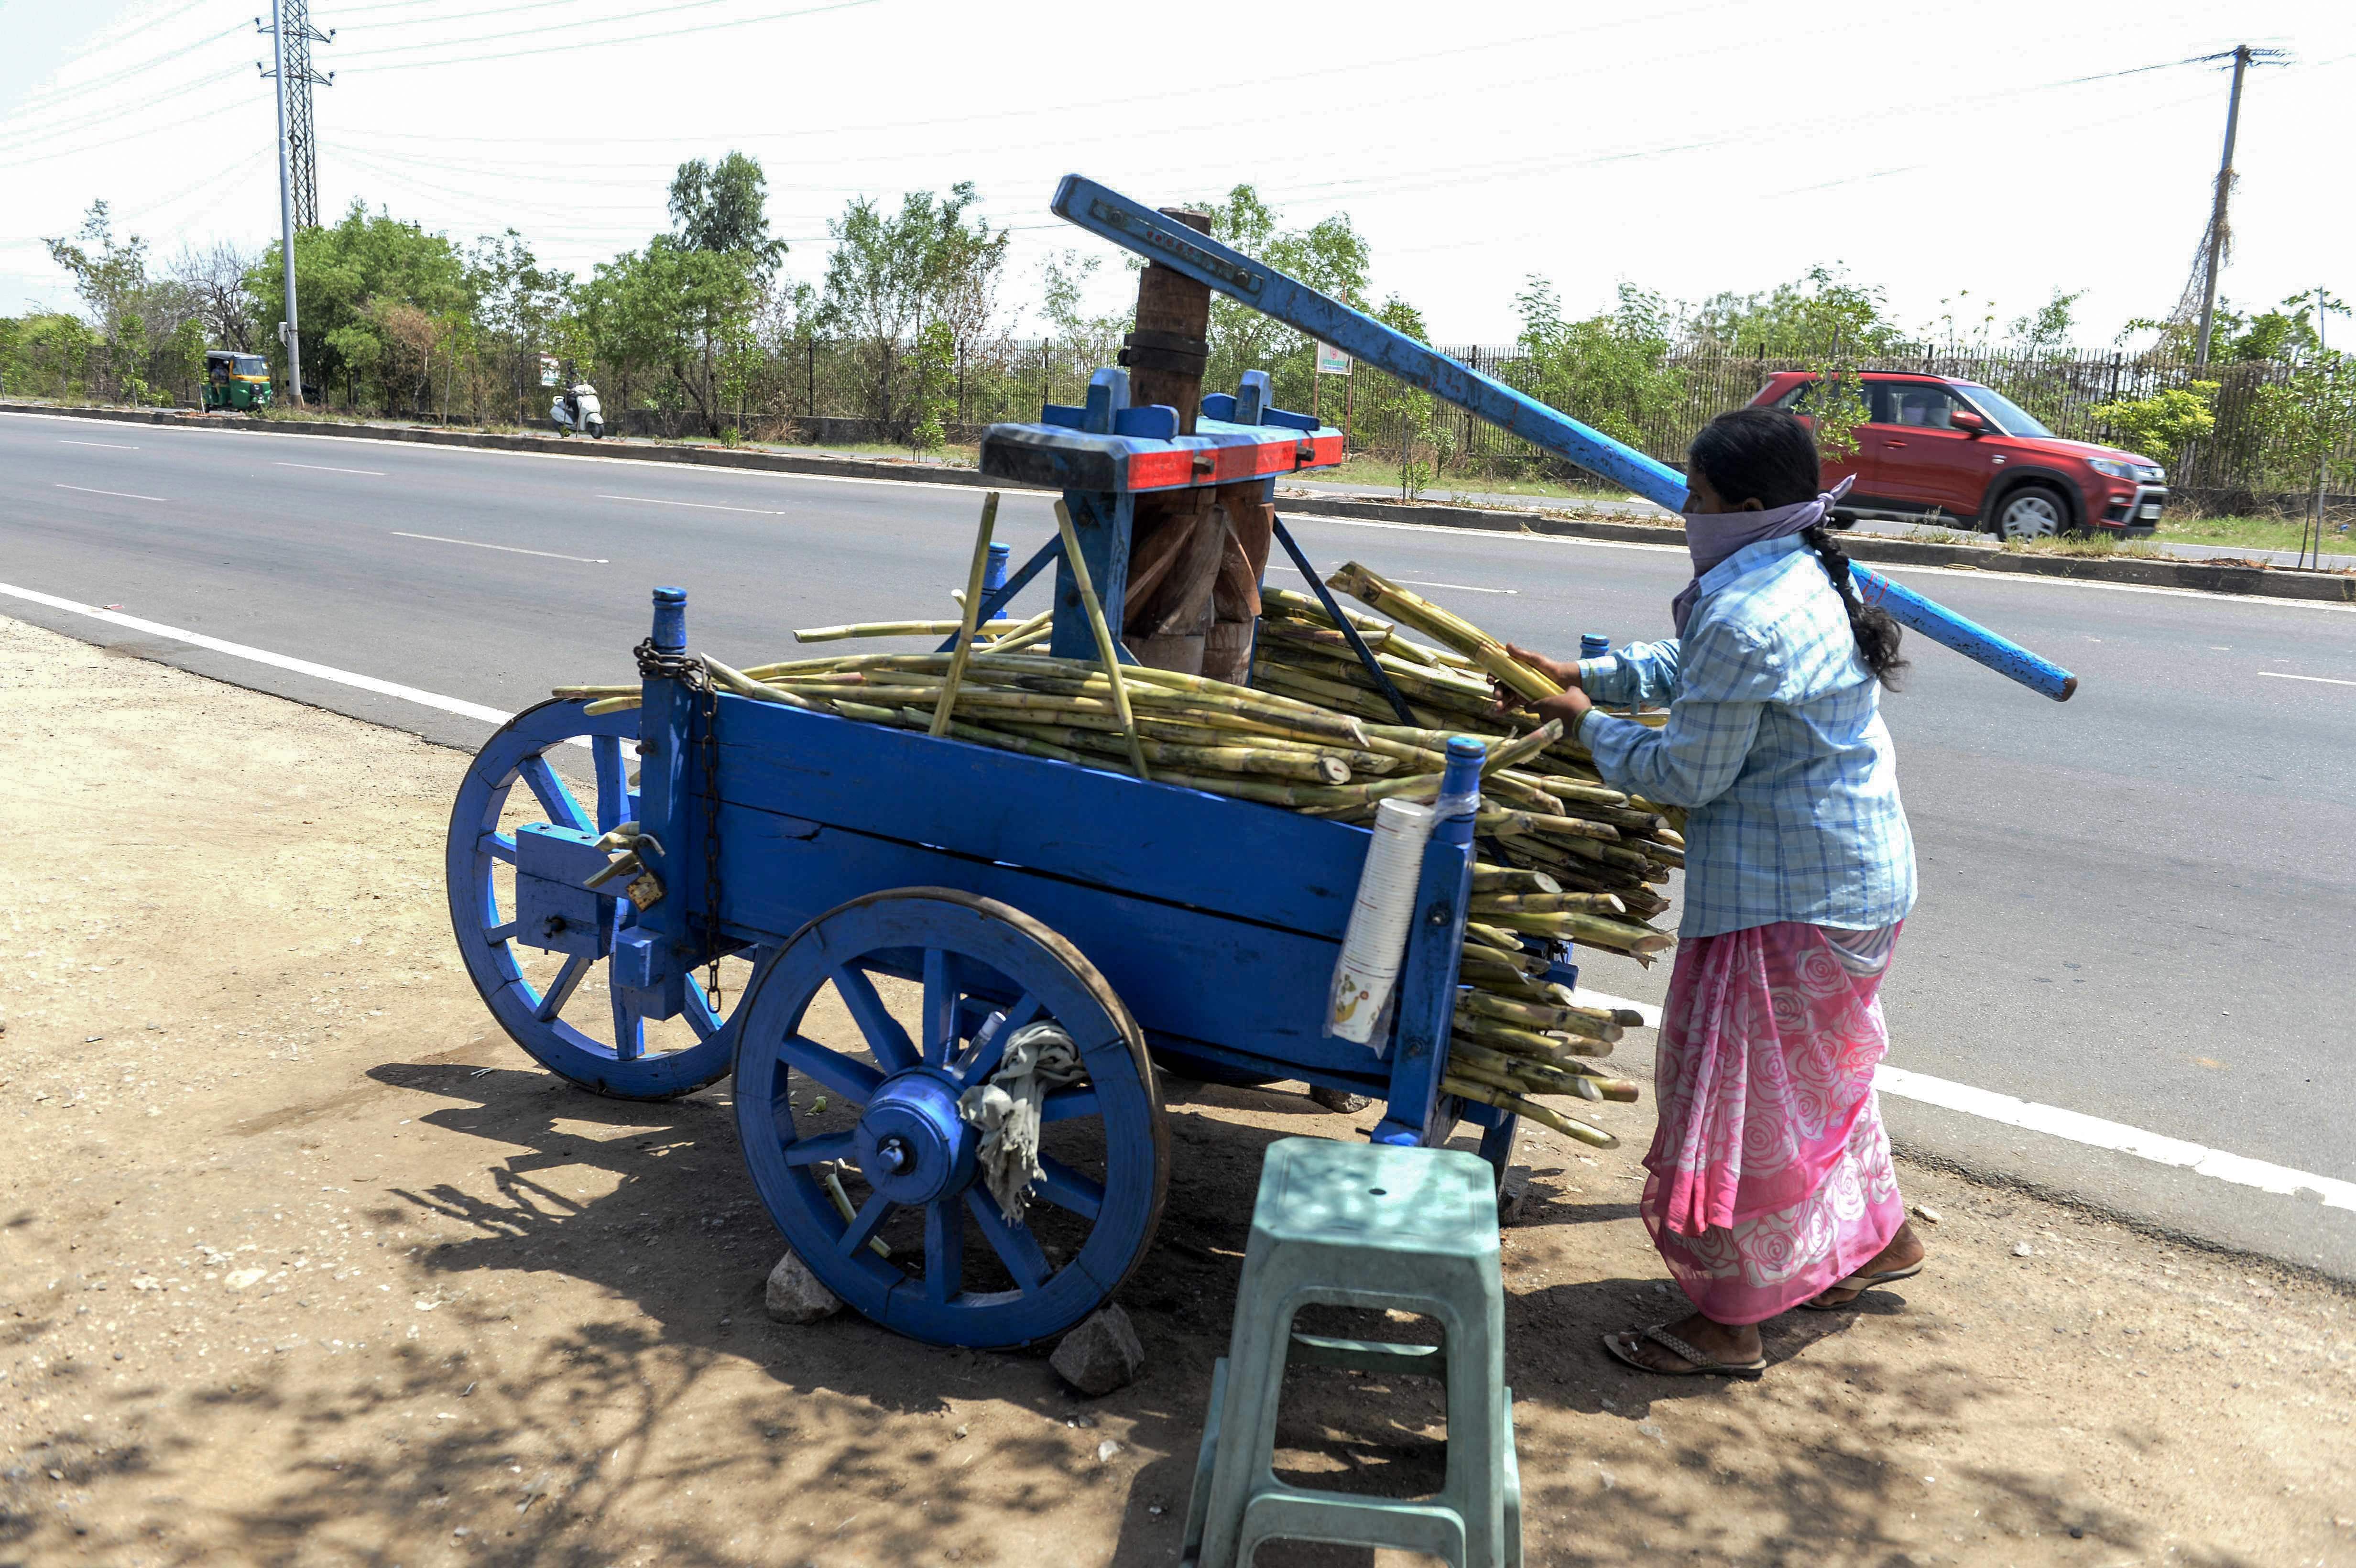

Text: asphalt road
xmin=8 ymin=411 xmax=2354 ymax=1276
xmin=1289 ymin=478 xmax=2356 ymax=570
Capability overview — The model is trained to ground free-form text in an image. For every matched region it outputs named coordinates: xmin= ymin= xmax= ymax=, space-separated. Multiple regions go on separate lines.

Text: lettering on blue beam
xmin=1086 ymin=199 xmax=1265 ymax=296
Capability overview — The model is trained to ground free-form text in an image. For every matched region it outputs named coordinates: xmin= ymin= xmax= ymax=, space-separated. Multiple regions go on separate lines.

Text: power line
xmin=336 ymin=0 xmax=880 ymax=74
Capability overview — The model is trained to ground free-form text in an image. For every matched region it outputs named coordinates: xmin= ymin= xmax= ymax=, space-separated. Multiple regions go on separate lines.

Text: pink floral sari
xmin=1639 ymin=921 xmax=1906 ymax=1325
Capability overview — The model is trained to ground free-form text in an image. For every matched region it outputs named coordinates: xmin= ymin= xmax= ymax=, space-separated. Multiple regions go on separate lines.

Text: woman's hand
xmin=1517 ymin=688 xmax=1593 ymax=731
xmin=1504 ymin=642 xmax=1581 ymax=689
xmin=1490 ymin=642 xmax=1591 ymax=730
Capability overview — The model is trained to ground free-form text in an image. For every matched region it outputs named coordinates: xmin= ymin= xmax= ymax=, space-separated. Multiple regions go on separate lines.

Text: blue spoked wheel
xmin=733 ymin=888 xmax=1169 ymax=1348
xmin=446 ymin=698 xmax=745 ymax=1100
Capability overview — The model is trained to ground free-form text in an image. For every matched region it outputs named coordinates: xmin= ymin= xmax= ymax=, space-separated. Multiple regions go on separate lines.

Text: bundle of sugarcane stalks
xmin=549 ymin=556 xmax=1681 ymax=1149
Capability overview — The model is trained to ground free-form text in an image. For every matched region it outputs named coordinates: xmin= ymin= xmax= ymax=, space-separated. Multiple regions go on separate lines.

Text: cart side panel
xmin=713 ymin=802 xmax=1397 ymax=1078
xmin=711 ymin=698 xmax=1369 ymax=940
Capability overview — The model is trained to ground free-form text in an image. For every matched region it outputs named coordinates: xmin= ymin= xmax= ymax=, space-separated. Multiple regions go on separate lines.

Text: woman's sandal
xmin=1601 ymin=1324 xmax=1767 ymax=1379
xmin=1798 ymin=1260 xmax=1925 ymax=1311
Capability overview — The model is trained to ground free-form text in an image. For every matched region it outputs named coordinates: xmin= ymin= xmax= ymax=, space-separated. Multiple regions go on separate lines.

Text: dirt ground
xmin=3 ymin=612 xmax=2353 ymax=1568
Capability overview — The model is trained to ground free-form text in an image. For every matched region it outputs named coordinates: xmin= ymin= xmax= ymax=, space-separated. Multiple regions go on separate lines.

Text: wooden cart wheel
xmin=733 ymin=889 xmax=1169 ymax=1349
xmin=445 ymin=698 xmax=744 ymax=1100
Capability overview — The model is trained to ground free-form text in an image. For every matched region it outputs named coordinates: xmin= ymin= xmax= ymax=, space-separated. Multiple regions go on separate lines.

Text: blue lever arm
xmin=1851 ymin=566 xmax=2077 ymax=701
xmin=1053 ymin=173 xmax=2080 ymax=703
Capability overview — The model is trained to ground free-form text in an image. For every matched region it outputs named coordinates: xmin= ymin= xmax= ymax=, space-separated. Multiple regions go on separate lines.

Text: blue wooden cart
xmin=446 ymin=177 xmax=2079 ymax=1350
xmin=443 ymin=384 xmax=1540 ymax=1349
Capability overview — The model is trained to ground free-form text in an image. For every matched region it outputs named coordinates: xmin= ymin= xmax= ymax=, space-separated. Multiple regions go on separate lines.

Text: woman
xmin=1500 ymin=406 xmax=1925 ymax=1379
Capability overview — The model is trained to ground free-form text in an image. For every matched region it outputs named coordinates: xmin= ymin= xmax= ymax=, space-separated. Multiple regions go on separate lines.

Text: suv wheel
xmin=1994 ymin=484 xmax=2070 ymax=541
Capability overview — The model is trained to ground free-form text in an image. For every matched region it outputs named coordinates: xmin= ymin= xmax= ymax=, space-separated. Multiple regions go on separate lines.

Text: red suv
xmin=1748 ymin=371 xmax=2167 ymax=539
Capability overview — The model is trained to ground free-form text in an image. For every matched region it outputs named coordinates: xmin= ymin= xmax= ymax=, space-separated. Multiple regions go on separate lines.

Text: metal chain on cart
xmin=633 ymin=639 xmax=727 ymax=1011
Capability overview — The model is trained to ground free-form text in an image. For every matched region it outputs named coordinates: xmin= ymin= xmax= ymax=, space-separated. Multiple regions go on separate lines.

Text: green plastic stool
xmin=1180 ymin=1138 xmax=1522 ymax=1568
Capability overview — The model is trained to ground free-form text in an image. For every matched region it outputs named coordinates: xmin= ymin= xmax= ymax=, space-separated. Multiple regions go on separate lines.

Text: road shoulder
xmin=3 ymin=611 xmax=2349 ymax=1567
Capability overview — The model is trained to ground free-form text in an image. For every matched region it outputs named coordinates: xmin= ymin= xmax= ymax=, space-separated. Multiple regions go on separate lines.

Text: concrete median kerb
xmin=11 ymin=399 xmax=2351 ymax=605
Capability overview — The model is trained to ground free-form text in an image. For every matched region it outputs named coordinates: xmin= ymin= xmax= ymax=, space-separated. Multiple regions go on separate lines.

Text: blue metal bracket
xmin=1053 ymin=173 xmax=2081 ymax=704
xmin=937 ymin=534 xmax=1064 ymax=653
xmin=1270 ymin=517 xmax=1417 ymax=726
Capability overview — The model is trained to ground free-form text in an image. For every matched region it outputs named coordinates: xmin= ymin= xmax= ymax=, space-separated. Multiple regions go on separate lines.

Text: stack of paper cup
xmin=1324 ymin=799 xmax=1438 ymax=1050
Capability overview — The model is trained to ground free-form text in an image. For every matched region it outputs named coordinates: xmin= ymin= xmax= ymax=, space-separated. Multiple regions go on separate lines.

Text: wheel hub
xmin=854 ymin=1070 xmax=975 ymax=1205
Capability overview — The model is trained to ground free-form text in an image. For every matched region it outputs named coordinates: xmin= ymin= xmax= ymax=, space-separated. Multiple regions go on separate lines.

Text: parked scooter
xmin=551 ymin=381 xmax=605 ymax=438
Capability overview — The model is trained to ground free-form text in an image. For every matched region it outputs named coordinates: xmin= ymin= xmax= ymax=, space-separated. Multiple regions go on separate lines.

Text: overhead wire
xmin=336 ymin=0 xmax=880 ymax=74
xmin=0 ymin=22 xmax=245 ymax=125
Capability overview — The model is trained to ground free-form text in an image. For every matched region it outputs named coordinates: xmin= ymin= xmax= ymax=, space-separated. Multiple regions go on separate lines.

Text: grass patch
xmin=2151 ymin=513 xmax=2350 ymax=554
xmin=1997 ymin=534 xmax=2172 ymax=559
xmin=1296 ymin=456 xmax=1636 ymax=504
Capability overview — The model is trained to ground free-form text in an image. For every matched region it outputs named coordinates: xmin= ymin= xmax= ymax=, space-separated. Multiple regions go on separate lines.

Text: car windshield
xmin=1955 ymin=384 xmax=2053 ymax=438
xmin=235 ymin=356 xmax=268 ymax=376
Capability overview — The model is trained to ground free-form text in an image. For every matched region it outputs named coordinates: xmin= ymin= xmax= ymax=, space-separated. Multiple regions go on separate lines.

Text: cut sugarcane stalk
xmin=793 ymin=618 xmax=1019 ymax=643
xmin=993 ymin=720 xmax=1352 ymax=784
xmin=1469 ymin=891 xmax=1628 ymax=916
xmin=1440 ymin=1076 xmax=1616 ymax=1148
xmin=1459 ymin=987 xmax=1625 ymax=1040
xmin=932 ymin=492 xmax=1001 ymax=738
xmin=1471 ymin=865 xmax=1561 ymax=895
xmin=1327 ymin=562 xmax=1562 ymax=702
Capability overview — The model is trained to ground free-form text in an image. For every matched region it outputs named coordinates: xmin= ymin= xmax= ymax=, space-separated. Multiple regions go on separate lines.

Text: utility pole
xmin=281 ymin=0 xmax=333 ymax=228
xmin=2191 ymin=44 xmax=2286 ymax=369
xmin=257 ymin=3 xmax=333 ymax=407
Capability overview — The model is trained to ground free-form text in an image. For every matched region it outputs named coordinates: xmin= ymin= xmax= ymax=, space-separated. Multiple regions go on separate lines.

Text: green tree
xmin=668 ymin=152 xmax=786 ymax=273
xmin=1198 ymin=185 xmax=1370 ymax=412
xmin=248 ymin=201 xmax=471 ymax=410
xmin=2006 ymin=289 xmax=2084 ymax=357
xmin=1516 ymin=278 xmax=1687 ymax=457
xmin=2250 ymin=348 xmax=2356 ymax=496
xmin=43 ymin=200 xmax=206 ymax=403
xmin=466 ymin=230 xmax=572 ymax=422
xmin=1685 ymin=265 xmax=1907 ymax=358
xmin=2088 ymin=382 xmax=2217 ymax=464
xmin=582 ymin=237 xmax=763 ymax=436
xmin=819 ymin=183 xmax=1009 ymax=431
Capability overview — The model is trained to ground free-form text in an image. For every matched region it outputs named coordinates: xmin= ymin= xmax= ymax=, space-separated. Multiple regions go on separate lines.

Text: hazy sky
xmin=4 ymin=0 xmax=2351 ymax=348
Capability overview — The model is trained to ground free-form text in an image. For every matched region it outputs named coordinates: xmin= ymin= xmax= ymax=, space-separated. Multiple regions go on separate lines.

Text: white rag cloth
xmin=957 ymin=1020 xmax=1087 ymax=1220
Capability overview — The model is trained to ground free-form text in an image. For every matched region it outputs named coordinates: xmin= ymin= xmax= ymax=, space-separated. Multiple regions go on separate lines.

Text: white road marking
xmin=392 ymin=531 xmax=608 ymax=564
xmin=2259 ymin=670 xmax=2356 ymax=687
xmin=0 ymin=578 xmax=512 ymax=727
xmin=1873 ymin=1065 xmax=2356 ymax=1212
xmin=60 ymin=438 xmax=139 ymax=449
xmin=1400 ymin=578 xmax=1516 ymax=595
xmin=598 ymin=492 xmax=793 ymax=517
xmin=1265 ymin=560 xmax=1515 ymax=594
xmin=276 ymin=461 xmax=387 ymax=476
xmin=54 ymin=482 xmax=167 ymax=502
xmin=1578 ymin=984 xmax=2355 ymax=1213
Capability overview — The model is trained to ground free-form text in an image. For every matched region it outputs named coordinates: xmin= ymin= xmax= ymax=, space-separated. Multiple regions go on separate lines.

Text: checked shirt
xmin=1574 ymin=535 xmax=1916 ymax=940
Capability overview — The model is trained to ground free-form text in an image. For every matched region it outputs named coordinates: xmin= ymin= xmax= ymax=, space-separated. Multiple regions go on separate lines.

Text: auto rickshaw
xmin=203 ymin=349 xmax=274 ymax=412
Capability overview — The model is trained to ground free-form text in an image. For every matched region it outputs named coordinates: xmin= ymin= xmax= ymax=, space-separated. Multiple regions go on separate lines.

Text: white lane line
xmin=392 ymin=531 xmax=608 ymax=565
xmin=1401 ymin=577 xmax=1516 ymax=596
xmin=1874 ymin=1065 xmax=2356 ymax=1212
xmin=599 ymin=492 xmax=792 ymax=517
xmin=1578 ymin=984 xmax=2355 ymax=1212
xmin=54 ymin=482 xmax=168 ymax=502
xmin=60 ymin=438 xmax=139 ymax=449
xmin=276 ymin=460 xmax=386 ymax=476
xmin=0 ymin=578 xmax=512 ymax=727
xmin=1265 ymin=560 xmax=1517 ymax=595
xmin=2260 ymin=670 xmax=2356 ymax=687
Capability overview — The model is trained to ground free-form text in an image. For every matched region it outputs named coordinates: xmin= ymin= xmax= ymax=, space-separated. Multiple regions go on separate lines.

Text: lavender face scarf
xmin=1671 ymin=474 xmax=1854 ymax=636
